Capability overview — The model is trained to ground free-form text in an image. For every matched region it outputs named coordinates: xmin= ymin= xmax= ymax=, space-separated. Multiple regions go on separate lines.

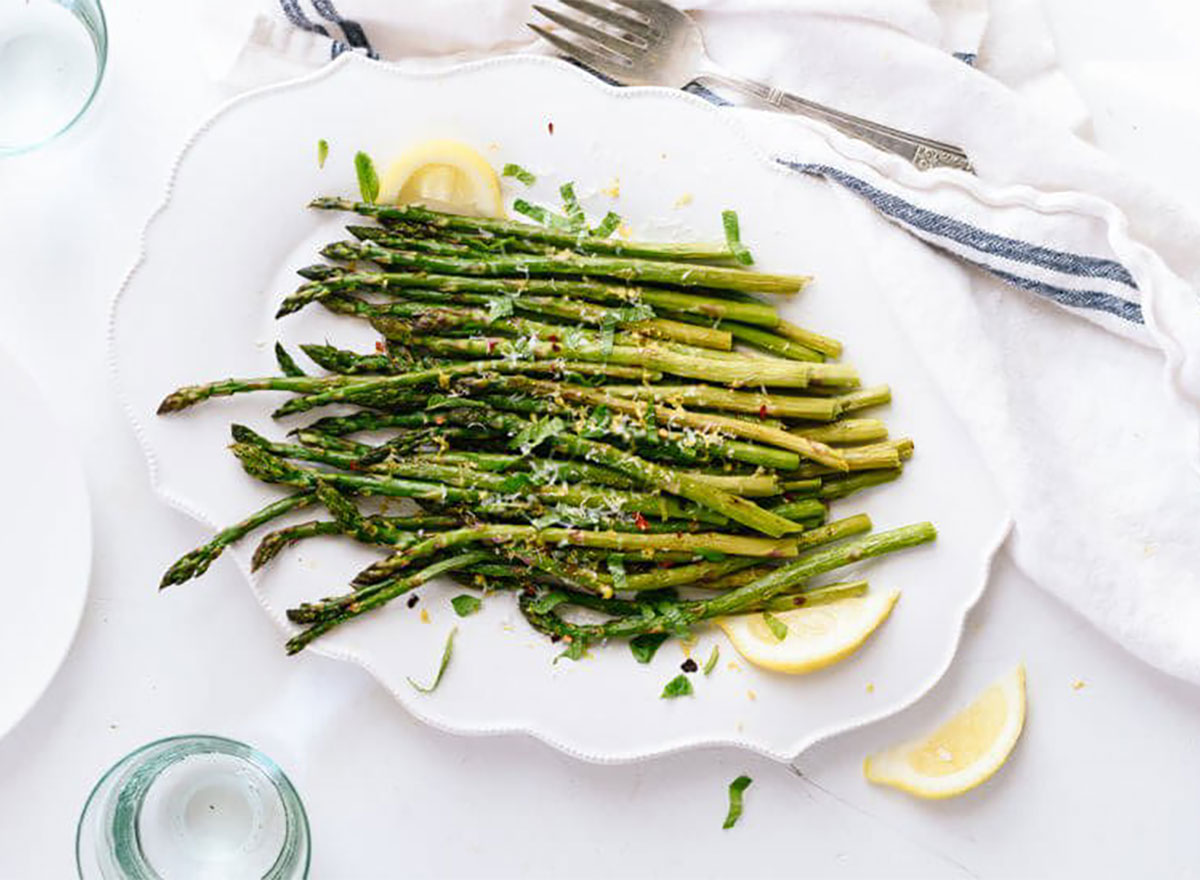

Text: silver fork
xmin=530 ymin=0 xmax=973 ymax=172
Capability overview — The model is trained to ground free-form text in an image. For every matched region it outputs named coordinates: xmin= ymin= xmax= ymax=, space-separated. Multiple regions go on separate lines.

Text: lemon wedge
xmin=864 ymin=665 xmax=1026 ymax=799
xmin=716 ymin=590 xmax=899 ymax=674
xmin=378 ymin=139 xmax=503 ymax=217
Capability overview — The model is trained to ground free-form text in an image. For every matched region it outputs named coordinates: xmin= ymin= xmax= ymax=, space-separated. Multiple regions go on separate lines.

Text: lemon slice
xmin=378 ymin=139 xmax=503 ymax=217
xmin=716 ymin=590 xmax=899 ymax=674
xmin=864 ymin=665 xmax=1026 ymax=799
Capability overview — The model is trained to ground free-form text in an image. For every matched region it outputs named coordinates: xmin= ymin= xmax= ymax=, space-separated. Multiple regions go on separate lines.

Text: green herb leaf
xmin=600 ymin=319 xmax=616 ymax=357
xmin=762 ymin=611 xmax=789 ymax=641
xmin=696 ymin=549 xmax=728 ymax=562
xmin=513 ymin=198 xmax=570 ymax=229
xmin=501 ymin=162 xmax=537 ymax=186
xmin=496 ymin=472 xmax=535 ymax=493
xmin=722 ymin=209 xmax=754 ymax=266
xmin=630 ymin=632 xmax=669 ymax=664
xmin=661 ymin=673 xmax=694 ymax=699
xmin=722 ymin=775 xmax=753 ymax=829
xmin=591 ymin=210 xmax=622 ymax=237
xmin=487 ymin=296 xmax=515 ymax=322
xmin=407 ymin=627 xmax=457 ymax=693
xmin=528 ymin=591 xmax=569 ymax=614
xmin=511 ymin=416 xmax=565 ymax=453
xmin=355 ymin=151 xmax=380 ymax=204
xmin=274 ymin=342 xmax=306 ymax=377
xmin=317 ymin=139 xmax=329 ymax=169
xmin=606 ymin=554 xmax=628 ymax=591
xmin=703 ymin=645 xmax=720 ymax=675
xmin=560 ymin=182 xmax=587 ymax=232
xmin=450 ymin=594 xmax=482 ymax=617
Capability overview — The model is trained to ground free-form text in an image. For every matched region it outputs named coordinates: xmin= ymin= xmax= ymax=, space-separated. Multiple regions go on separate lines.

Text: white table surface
xmin=2 ymin=2 xmax=1199 ymax=877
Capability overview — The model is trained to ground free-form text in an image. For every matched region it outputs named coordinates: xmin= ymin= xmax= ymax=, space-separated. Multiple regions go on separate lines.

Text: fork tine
xmin=556 ymin=0 xmax=654 ymax=38
xmin=527 ymin=23 xmax=631 ymax=75
xmin=533 ymin=5 xmax=644 ymax=56
xmin=606 ymin=0 xmax=660 ymax=16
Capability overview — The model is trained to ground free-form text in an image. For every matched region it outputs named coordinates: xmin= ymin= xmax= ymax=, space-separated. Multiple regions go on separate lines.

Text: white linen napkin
xmin=191 ymin=1 xmax=1200 ymax=682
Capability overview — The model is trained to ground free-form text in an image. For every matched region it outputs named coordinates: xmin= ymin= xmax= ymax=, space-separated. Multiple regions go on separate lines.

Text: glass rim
xmin=75 ymin=733 xmax=311 ymax=880
xmin=0 ymin=0 xmax=109 ymax=156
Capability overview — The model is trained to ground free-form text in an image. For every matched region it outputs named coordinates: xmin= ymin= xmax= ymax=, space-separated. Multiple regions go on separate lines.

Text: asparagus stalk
xmin=160 ymin=491 xmax=315 ymax=588
xmin=281 ymin=270 xmax=781 ymax=325
xmin=311 ymin=197 xmax=740 ymax=262
xmin=322 ymin=239 xmax=810 ymax=295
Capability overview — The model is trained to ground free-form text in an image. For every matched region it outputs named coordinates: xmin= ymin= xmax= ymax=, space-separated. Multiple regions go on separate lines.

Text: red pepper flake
xmin=434 ymin=416 xmax=445 ymax=425
xmin=548 ymin=334 xmax=559 ymax=343
xmin=758 ymin=404 xmax=769 ymax=419
xmin=658 ymin=560 xmax=675 ymax=569
xmin=633 ymin=512 xmax=649 ymax=531
xmin=487 ymin=338 xmax=497 ymax=353
xmin=375 ymin=341 xmax=386 ymax=354
xmin=548 ymin=121 xmax=555 ymax=135
xmin=551 ymin=343 xmax=561 ymax=353
xmin=792 ymin=596 xmax=807 ymax=606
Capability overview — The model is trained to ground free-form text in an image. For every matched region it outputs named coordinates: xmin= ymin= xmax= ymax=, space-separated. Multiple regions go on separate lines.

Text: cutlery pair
xmin=530 ymin=0 xmax=972 ymax=172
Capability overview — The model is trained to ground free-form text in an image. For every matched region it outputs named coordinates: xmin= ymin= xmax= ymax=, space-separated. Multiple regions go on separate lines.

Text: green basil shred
xmin=355 ymin=151 xmax=380 ymax=204
xmin=407 ymin=627 xmax=457 ymax=693
xmin=703 ymin=645 xmax=720 ymax=675
xmin=630 ymin=632 xmax=669 ymax=664
xmin=450 ymin=595 xmax=482 ymax=617
xmin=502 ymin=163 xmax=537 ymax=186
xmin=722 ymin=209 xmax=754 ymax=266
xmin=762 ymin=611 xmax=789 ymax=641
xmin=317 ymin=139 xmax=329 ymax=169
xmin=661 ymin=673 xmax=694 ymax=698
xmin=723 ymin=775 xmax=753 ymax=829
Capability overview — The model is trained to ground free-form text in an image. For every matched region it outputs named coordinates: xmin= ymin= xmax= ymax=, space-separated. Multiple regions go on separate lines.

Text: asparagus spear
xmin=311 ymin=197 xmax=739 ymax=262
xmin=322 ymin=239 xmax=810 ymax=295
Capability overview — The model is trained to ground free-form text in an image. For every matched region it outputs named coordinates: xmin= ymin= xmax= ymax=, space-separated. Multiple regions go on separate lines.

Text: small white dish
xmin=0 ymin=346 xmax=92 ymax=740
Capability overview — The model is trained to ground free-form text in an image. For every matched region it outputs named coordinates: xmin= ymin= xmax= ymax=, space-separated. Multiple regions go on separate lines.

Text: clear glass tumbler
xmin=0 ymin=0 xmax=108 ymax=155
xmin=76 ymin=735 xmax=311 ymax=880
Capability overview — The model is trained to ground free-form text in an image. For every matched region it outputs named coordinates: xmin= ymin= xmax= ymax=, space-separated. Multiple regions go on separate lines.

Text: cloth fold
xmin=194 ymin=1 xmax=1200 ymax=682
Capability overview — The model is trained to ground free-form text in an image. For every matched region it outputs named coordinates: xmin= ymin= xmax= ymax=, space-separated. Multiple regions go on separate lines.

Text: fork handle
xmin=697 ymin=72 xmax=973 ymax=172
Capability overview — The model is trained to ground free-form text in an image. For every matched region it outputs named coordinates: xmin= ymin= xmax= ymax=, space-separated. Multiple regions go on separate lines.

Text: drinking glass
xmin=0 ymin=0 xmax=107 ymax=156
xmin=76 ymin=735 xmax=310 ymax=880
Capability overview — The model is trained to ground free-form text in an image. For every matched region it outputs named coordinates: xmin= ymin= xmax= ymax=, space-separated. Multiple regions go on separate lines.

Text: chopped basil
xmin=630 ymin=632 xmax=669 ymax=664
xmin=762 ymin=611 xmax=789 ymax=641
xmin=560 ymin=182 xmax=587 ymax=232
xmin=591 ymin=210 xmax=622 ymax=237
xmin=722 ymin=209 xmax=754 ymax=266
xmin=661 ymin=673 xmax=694 ymax=698
xmin=600 ymin=320 xmax=616 ymax=356
xmin=450 ymin=595 xmax=482 ymax=617
xmin=528 ymin=591 xmax=569 ymax=614
xmin=703 ymin=645 xmax=720 ymax=675
xmin=407 ymin=627 xmax=456 ymax=693
xmin=487 ymin=296 xmax=515 ymax=322
xmin=606 ymin=555 xmax=628 ymax=591
xmin=274 ymin=342 xmax=306 ymax=377
xmin=513 ymin=198 xmax=570 ymax=229
xmin=502 ymin=162 xmax=537 ymax=186
xmin=697 ymin=549 xmax=728 ymax=562
xmin=317 ymin=138 xmax=329 ymax=169
xmin=355 ymin=151 xmax=380 ymax=204
xmin=722 ymin=775 xmax=752 ymax=829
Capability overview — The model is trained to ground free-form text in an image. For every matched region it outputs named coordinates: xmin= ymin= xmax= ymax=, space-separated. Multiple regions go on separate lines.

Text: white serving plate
xmin=0 ymin=346 xmax=92 ymax=741
xmin=112 ymin=53 xmax=1009 ymax=762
